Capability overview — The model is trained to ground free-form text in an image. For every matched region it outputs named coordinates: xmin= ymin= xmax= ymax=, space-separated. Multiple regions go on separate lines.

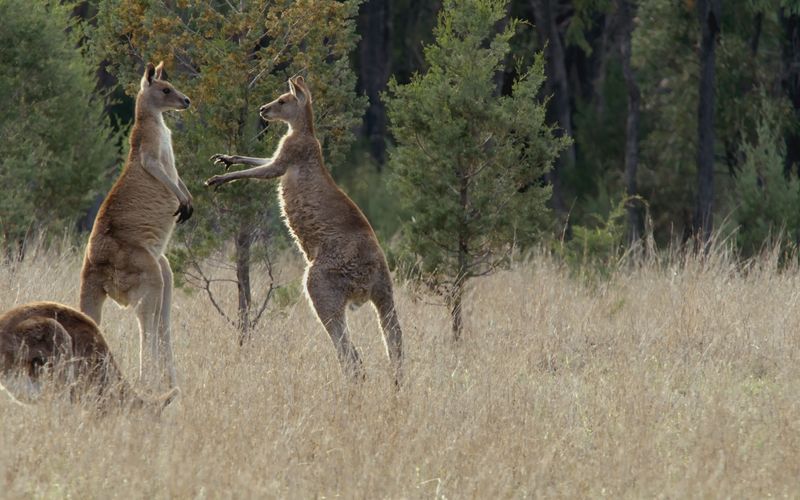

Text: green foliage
xmin=335 ymin=151 xmax=406 ymax=244
xmin=631 ymin=0 xmax=699 ymax=242
xmin=732 ymin=99 xmax=800 ymax=257
xmin=271 ymin=279 xmax=303 ymax=310
xmin=556 ymin=197 xmax=628 ymax=279
xmin=631 ymin=0 xmax=794 ymax=244
xmin=568 ymin=59 xmax=627 ymax=220
xmin=386 ymin=0 xmax=566 ymax=296
xmin=783 ymin=0 xmax=800 ymax=15
xmin=564 ymin=0 xmax=612 ymax=55
xmin=0 ymin=0 xmax=119 ymax=251
xmin=92 ymin=0 xmax=366 ymax=279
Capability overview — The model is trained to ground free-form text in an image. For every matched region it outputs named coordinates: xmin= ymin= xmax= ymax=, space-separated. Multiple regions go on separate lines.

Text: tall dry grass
xmin=2 ymin=244 xmax=800 ymax=498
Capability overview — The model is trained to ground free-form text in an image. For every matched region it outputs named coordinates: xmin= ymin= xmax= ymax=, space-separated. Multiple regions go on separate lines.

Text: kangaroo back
xmin=0 ymin=302 xmax=139 ymax=407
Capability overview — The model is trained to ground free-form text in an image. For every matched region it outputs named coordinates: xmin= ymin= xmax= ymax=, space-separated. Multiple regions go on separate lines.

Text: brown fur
xmin=79 ymin=62 xmax=191 ymax=390
xmin=0 ymin=301 xmax=178 ymax=411
xmin=206 ymin=76 xmax=403 ymax=384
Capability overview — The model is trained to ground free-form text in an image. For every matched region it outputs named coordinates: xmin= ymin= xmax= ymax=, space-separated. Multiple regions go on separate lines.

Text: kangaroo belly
xmin=96 ymin=172 xmax=178 ymax=254
xmin=278 ymin=176 xmax=381 ymax=268
xmin=279 ymin=184 xmax=324 ymax=260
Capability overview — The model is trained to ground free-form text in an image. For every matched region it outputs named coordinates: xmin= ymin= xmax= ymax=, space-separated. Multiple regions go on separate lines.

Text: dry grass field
xmin=2 ymin=245 xmax=800 ymax=498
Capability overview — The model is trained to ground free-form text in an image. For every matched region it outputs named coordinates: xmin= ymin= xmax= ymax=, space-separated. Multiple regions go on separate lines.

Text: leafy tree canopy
xmin=0 ymin=0 xmax=119 ymax=253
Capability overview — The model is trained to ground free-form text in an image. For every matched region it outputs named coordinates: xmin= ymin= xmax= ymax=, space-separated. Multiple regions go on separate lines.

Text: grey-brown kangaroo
xmin=0 ymin=301 xmax=178 ymax=411
xmin=206 ymin=76 xmax=403 ymax=384
xmin=79 ymin=62 xmax=192 ymax=391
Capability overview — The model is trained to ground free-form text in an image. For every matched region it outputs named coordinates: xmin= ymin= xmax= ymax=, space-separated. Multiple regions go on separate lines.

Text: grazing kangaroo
xmin=206 ymin=76 xmax=403 ymax=384
xmin=79 ymin=61 xmax=192 ymax=390
xmin=0 ymin=301 xmax=178 ymax=411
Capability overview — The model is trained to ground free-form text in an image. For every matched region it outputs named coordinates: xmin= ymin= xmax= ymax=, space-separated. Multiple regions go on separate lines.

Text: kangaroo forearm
xmin=230 ymin=155 xmax=272 ymax=166
xmin=224 ymin=162 xmax=287 ymax=181
xmin=142 ymin=160 xmax=188 ymax=203
xmin=177 ymin=177 xmax=192 ymax=199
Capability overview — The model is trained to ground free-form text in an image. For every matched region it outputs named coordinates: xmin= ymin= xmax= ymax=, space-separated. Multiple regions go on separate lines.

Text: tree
xmin=357 ymin=0 xmax=392 ymax=166
xmin=386 ymin=0 xmax=568 ymax=340
xmin=782 ymin=4 xmax=800 ymax=176
xmin=732 ymin=97 xmax=800 ymax=257
xmin=94 ymin=0 xmax=366 ymax=342
xmin=693 ymin=0 xmax=721 ymax=246
xmin=0 ymin=0 xmax=119 ymax=257
xmin=530 ymin=0 xmax=575 ymax=224
xmin=627 ymin=0 xmax=789 ymax=245
xmin=617 ymin=0 xmax=642 ymax=246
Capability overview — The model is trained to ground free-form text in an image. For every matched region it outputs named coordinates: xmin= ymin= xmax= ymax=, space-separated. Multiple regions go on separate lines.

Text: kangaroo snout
xmin=182 ymin=97 xmax=191 ymax=109
xmin=259 ymin=104 xmax=271 ymax=118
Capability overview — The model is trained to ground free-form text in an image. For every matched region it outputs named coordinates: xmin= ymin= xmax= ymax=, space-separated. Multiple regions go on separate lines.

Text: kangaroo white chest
xmin=156 ymin=118 xmax=178 ymax=182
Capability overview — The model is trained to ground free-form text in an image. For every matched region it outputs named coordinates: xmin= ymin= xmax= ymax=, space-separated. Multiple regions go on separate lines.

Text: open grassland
xmin=2 ymin=246 xmax=800 ymax=498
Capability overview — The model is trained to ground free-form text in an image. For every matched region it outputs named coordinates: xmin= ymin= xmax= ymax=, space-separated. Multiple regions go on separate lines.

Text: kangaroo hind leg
xmin=157 ymin=255 xmax=177 ymax=389
xmin=127 ymin=251 xmax=165 ymax=390
xmin=306 ymin=266 xmax=364 ymax=381
xmin=371 ymin=280 xmax=403 ymax=387
xmin=79 ymin=263 xmax=108 ymax=324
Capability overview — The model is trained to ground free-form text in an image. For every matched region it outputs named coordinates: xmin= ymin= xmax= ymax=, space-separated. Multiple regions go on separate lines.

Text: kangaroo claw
xmin=204 ymin=175 xmax=227 ymax=189
xmin=174 ymin=202 xmax=193 ymax=224
xmin=210 ymin=154 xmax=234 ymax=171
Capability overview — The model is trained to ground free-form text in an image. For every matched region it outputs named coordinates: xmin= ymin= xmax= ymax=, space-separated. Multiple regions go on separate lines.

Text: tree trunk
xmin=693 ymin=0 xmax=720 ymax=247
xmin=452 ymin=167 xmax=470 ymax=341
xmin=750 ymin=11 xmax=763 ymax=56
xmin=450 ymin=276 xmax=464 ymax=342
xmin=593 ymin=12 xmax=612 ymax=118
xmin=782 ymin=9 xmax=800 ymax=176
xmin=618 ymin=0 xmax=642 ymax=246
xmin=531 ymin=0 xmax=574 ymax=226
xmin=357 ymin=0 xmax=391 ymax=167
xmin=235 ymin=226 xmax=253 ymax=344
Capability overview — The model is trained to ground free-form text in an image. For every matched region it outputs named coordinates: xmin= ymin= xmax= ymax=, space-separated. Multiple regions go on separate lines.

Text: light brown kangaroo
xmin=206 ymin=76 xmax=403 ymax=384
xmin=79 ymin=61 xmax=191 ymax=391
xmin=0 ymin=301 xmax=178 ymax=412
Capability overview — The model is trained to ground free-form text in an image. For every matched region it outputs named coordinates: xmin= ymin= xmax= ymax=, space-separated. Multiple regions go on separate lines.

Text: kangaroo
xmin=206 ymin=76 xmax=403 ymax=385
xmin=79 ymin=61 xmax=191 ymax=391
xmin=0 ymin=301 xmax=178 ymax=412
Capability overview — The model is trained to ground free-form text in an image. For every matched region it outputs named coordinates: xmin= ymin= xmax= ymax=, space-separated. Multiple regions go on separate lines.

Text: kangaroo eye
xmin=162 ymin=88 xmax=171 ymax=94
xmin=278 ymin=99 xmax=284 ymax=105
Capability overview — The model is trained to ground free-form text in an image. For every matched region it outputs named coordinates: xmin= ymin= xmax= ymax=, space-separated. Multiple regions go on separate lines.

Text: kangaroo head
xmin=259 ymin=76 xmax=312 ymax=127
xmin=138 ymin=61 xmax=191 ymax=113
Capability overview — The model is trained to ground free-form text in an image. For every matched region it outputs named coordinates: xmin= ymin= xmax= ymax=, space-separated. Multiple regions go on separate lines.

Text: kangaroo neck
xmin=282 ymin=125 xmax=326 ymax=172
xmin=134 ymin=96 xmax=166 ymax=128
xmin=287 ymin=107 xmax=315 ymax=135
xmin=285 ymin=124 xmax=310 ymax=140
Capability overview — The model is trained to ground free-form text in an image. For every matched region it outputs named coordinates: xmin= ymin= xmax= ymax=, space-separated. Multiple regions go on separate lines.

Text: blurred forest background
xmin=2 ymin=0 xmax=800 ymax=335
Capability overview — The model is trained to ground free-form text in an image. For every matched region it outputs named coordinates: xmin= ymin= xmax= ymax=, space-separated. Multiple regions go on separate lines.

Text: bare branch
xmin=223 ymin=0 xmax=239 ymax=13
xmin=249 ymin=250 xmax=277 ymax=328
xmin=181 ymin=236 xmax=237 ymax=328
xmin=193 ymin=260 xmax=236 ymax=328
xmin=248 ymin=20 xmax=307 ymax=89
xmin=465 ymin=159 xmax=491 ymax=181
xmin=413 ymin=132 xmax=438 ymax=162
xmin=156 ymin=0 xmax=225 ymax=57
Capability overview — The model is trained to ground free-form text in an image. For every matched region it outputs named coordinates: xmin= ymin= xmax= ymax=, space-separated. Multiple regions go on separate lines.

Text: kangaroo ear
xmin=288 ymin=78 xmax=297 ymax=97
xmin=154 ymin=61 xmax=167 ymax=81
xmin=141 ymin=62 xmax=156 ymax=88
xmin=291 ymin=76 xmax=311 ymax=105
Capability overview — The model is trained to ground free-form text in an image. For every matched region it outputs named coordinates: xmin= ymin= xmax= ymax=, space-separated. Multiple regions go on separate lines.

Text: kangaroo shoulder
xmin=282 ymin=134 xmax=320 ymax=160
xmin=130 ymin=119 xmax=165 ymax=154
